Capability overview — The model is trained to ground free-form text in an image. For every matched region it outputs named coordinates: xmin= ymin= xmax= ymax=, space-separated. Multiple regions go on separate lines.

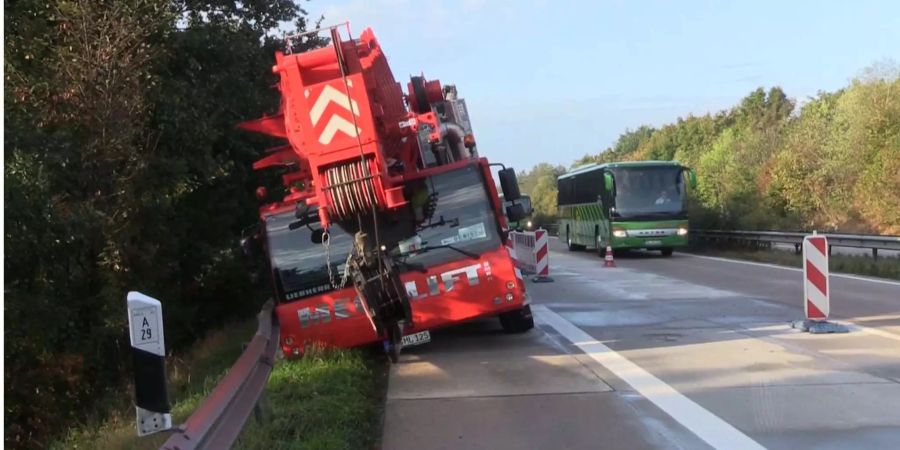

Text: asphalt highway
xmin=382 ymin=240 xmax=900 ymax=449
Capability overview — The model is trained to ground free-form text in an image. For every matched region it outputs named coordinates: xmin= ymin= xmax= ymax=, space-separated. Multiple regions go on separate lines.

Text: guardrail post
xmin=872 ymin=248 xmax=878 ymax=260
xmin=253 ymin=391 xmax=271 ymax=424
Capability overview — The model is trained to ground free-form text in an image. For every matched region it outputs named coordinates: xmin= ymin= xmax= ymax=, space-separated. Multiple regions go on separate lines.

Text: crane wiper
xmin=393 ymin=236 xmax=481 ymax=260
xmin=415 ymin=243 xmax=480 ymax=260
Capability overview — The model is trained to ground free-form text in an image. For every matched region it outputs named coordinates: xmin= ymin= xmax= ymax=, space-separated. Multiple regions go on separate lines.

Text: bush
xmin=4 ymin=1 xmax=319 ymax=447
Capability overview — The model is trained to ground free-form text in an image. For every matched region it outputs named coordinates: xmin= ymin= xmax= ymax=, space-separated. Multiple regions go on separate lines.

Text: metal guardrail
xmin=693 ymin=229 xmax=900 ymax=259
xmin=161 ymin=301 xmax=279 ymax=450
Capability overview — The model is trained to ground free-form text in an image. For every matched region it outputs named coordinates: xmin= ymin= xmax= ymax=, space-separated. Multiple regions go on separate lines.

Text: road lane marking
xmin=846 ymin=323 xmax=900 ymax=343
xmin=846 ymin=313 xmax=900 ymax=322
xmin=681 ymin=253 xmax=900 ymax=287
xmin=533 ymin=305 xmax=766 ymax=450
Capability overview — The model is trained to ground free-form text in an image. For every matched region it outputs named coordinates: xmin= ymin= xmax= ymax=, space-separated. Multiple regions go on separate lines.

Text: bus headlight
xmin=677 ymin=227 xmax=688 ymax=236
xmin=612 ymin=229 xmax=627 ymax=238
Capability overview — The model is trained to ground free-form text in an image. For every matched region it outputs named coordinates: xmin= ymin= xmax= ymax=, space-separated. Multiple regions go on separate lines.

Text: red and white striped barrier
xmin=508 ymin=228 xmax=553 ymax=282
xmin=792 ymin=233 xmax=847 ymax=333
xmin=510 ymin=230 xmax=536 ymax=273
xmin=534 ymin=229 xmax=549 ymax=279
xmin=505 ymin=236 xmax=524 ymax=284
xmin=803 ymin=235 xmax=830 ymax=320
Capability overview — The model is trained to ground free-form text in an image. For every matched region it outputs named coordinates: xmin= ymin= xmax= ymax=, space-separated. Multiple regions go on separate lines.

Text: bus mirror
xmin=518 ymin=196 xmax=533 ymax=215
xmin=506 ymin=203 xmax=527 ymax=223
xmin=498 ymin=168 xmax=522 ymax=201
xmin=310 ymin=228 xmax=325 ymax=244
xmin=521 ymin=201 xmax=533 ymax=216
xmin=603 ymin=172 xmax=614 ymax=192
xmin=687 ymin=169 xmax=697 ymax=189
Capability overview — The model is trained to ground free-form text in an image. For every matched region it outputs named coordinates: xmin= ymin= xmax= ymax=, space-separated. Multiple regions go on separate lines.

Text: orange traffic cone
xmin=603 ymin=245 xmax=616 ymax=268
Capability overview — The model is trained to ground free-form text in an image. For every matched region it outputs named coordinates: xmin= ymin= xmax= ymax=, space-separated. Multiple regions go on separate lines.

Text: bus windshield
xmin=611 ymin=166 xmax=685 ymax=219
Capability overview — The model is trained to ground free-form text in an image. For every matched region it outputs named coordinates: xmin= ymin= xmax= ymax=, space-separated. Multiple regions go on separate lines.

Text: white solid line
xmin=681 ymin=253 xmax=900 ymax=287
xmin=533 ymin=305 xmax=766 ymax=450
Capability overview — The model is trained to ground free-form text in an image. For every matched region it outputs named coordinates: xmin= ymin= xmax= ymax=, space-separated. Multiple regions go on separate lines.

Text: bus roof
xmin=558 ymin=160 xmax=682 ymax=180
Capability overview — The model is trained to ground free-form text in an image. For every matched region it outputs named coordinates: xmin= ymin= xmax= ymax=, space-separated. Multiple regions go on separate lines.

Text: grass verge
xmin=687 ymin=246 xmax=900 ymax=280
xmin=235 ymin=348 xmax=387 ymax=450
xmin=52 ymin=322 xmax=386 ymax=450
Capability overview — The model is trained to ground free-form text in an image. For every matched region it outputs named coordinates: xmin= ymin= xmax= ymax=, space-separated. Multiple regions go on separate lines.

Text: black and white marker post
xmin=127 ymin=291 xmax=173 ymax=436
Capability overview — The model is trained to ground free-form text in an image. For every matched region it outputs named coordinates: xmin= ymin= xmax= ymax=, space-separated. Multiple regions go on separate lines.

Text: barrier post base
xmin=532 ymin=276 xmax=554 ymax=283
xmin=791 ymin=319 xmax=849 ymax=334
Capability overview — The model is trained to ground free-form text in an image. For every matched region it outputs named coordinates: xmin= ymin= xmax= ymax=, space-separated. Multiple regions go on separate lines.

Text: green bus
xmin=557 ymin=161 xmax=697 ymax=256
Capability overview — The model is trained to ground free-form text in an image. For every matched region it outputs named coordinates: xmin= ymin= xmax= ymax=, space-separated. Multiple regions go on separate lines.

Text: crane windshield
xmin=398 ymin=164 xmax=502 ymax=266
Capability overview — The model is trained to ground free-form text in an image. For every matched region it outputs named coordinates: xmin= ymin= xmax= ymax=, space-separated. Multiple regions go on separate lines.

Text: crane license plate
xmin=401 ymin=331 xmax=431 ymax=347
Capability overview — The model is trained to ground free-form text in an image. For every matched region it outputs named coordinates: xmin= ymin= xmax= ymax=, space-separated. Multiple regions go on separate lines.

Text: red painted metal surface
xmin=240 ymin=25 xmax=520 ymax=355
xmin=275 ymin=243 xmax=526 ymax=354
xmin=239 ymin=27 xmax=446 ymax=228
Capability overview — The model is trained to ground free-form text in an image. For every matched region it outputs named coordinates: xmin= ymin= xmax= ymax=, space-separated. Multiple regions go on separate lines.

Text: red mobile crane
xmin=240 ymin=24 xmax=532 ymax=361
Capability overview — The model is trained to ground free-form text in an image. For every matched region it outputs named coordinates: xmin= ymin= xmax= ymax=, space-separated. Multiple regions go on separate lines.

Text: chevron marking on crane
xmin=310 ymin=84 xmax=360 ymax=125
xmin=318 ymin=115 xmax=361 ymax=145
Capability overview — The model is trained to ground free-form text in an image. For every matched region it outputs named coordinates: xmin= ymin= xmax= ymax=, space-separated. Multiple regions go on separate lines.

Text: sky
xmin=301 ymin=0 xmax=900 ymax=171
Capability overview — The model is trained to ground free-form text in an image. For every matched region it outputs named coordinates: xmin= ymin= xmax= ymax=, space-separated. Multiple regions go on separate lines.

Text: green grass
xmin=52 ymin=323 xmax=386 ymax=450
xmin=235 ymin=348 xmax=386 ymax=450
xmin=688 ymin=246 xmax=900 ymax=280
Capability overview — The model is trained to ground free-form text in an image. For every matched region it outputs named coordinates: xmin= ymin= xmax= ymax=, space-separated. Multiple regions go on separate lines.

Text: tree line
xmin=4 ymin=1 xmax=321 ymax=447
xmin=518 ymin=66 xmax=900 ymax=235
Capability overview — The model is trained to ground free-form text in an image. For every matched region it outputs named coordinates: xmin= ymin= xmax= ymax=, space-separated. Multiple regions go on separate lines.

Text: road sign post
xmin=803 ymin=234 xmax=830 ymax=320
xmin=792 ymin=235 xmax=848 ymax=334
xmin=532 ymin=229 xmax=554 ymax=282
xmin=127 ymin=291 xmax=173 ymax=436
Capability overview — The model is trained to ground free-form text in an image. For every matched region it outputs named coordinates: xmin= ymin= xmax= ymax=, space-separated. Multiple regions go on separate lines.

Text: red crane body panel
xmin=240 ymin=28 xmax=446 ymax=227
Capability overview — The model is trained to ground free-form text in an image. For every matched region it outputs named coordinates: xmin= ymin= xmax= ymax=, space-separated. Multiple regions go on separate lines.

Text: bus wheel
xmin=499 ymin=305 xmax=534 ymax=333
xmin=661 ymin=248 xmax=674 ymax=257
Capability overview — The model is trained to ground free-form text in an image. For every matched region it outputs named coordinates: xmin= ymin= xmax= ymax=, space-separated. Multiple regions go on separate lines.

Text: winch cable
xmin=331 ymin=24 xmax=387 ymax=288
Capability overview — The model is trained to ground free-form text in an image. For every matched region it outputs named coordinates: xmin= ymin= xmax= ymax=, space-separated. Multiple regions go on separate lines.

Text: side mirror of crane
xmin=498 ymin=168 xmax=521 ymax=201
xmin=240 ymin=225 xmax=259 ymax=258
xmin=240 ymin=237 xmax=255 ymax=258
xmin=506 ymin=203 xmax=527 ymax=223
xmin=310 ymin=228 xmax=326 ymax=244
